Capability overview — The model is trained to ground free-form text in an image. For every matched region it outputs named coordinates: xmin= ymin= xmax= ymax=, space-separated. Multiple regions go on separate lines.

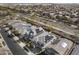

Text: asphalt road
xmin=0 ymin=27 xmax=27 ymax=55
xmin=71 ymin=45 xmax=79 ymax=55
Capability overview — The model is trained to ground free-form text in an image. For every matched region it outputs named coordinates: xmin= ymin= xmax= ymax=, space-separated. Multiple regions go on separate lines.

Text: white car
xmin=13 ymin=36 xmax=19 ymax=41
xmin=5 ymin=27 xmax=9 ymax=31
xmin=3 ymin=25 xmax=6 ymax=28
xmin=7 ymin=30 xmax=12 ymax=35
xmin=18 ymin=42 xmax=26 ymax=48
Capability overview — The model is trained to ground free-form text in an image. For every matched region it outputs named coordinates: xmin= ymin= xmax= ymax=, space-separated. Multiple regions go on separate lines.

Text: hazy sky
xmin=0 ymin=0 xmax=79 ymax=3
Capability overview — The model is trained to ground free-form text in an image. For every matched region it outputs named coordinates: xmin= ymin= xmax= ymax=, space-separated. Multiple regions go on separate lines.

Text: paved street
xmin=71 ymin=45 xmax=79 ymax=55
xmin=0 ymin=27 xmax=27 ymax=55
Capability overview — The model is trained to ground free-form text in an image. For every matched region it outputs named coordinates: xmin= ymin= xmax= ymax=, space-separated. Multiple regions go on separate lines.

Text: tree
xmin=14 ymin=30 xmax=20 ymax=36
